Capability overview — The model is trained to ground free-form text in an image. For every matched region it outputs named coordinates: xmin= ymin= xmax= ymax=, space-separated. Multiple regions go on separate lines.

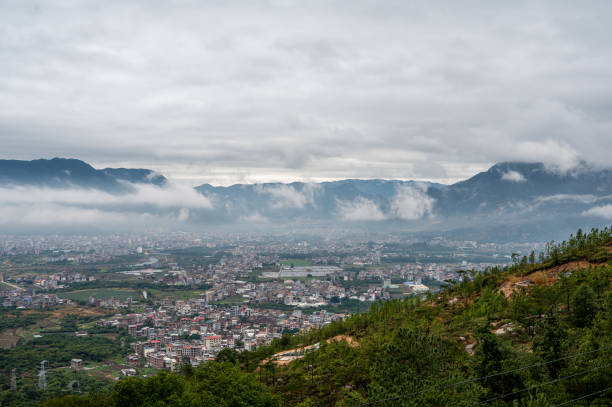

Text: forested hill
xmin=44 ymin=228 xmax=612 ymax=407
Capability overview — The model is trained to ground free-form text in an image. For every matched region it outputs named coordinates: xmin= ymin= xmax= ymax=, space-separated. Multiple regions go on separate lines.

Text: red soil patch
xmin=500 ymin=260 xmax=601 ymax=298
xmin=326 ymin=335 xmax=359 ymax=347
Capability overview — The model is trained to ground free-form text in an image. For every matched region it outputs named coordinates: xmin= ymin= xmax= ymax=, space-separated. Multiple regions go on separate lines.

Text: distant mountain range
xmin=194 ymin=161 xmax=612 ymax=221
xmin=1 ymin=158 xmax=611 ymax=240
xmin=0 ymin=158 xmax=166 ymax=192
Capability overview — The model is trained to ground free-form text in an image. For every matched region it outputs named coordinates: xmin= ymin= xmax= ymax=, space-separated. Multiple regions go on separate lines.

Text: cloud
xmin=257 ymin=183 xmax=320 ymax=209
xmin=515 ymin=140 xmax=580 ymax=173
xmin=0 ymin=184 xmax=213 ymax=209
xmin=0 ymin=203 xmax=135 ymax=226
xmin=536 ymin=194 xmax=601 ymax=204
xmin=388 ymin=185 xmax=435 ymax=220
xmin=0 ymin=183 xmax=213 ymax=229
xmin=582 ymin=205 xmax=612 ymax=219
xmin=177 ymin=208 xmax=190 ymax=222
xmin=501 ymin=170 xmax=527 ymax=183
xmin=238 ymin=212 xmax=269 ymax=223
xmin=1 ymin=2 xmax=612 ymax=185
xmin=336 ymin=197 xmax=386 ymax=221
xmin=337 ymin=184 xmax=434 ymax=222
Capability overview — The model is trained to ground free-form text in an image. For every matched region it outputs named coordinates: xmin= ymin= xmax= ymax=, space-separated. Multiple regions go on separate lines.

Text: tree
xmin=533 ymin=310 xmax=567 ymax=378
xmin=571 ymin=284 xmax=596 ymax=327
xmin=472 ymin=324 xmax=523 ymax=398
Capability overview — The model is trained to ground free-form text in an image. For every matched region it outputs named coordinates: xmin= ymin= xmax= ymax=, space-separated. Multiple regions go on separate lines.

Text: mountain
xmin=41 ymin=227 xmax=612 ymax=406
xmin=192 ymin=162 xmax=612 ymax=240
xmin=0 ymin=158 xmax=166 ymax=191
xmin=429 ymin=162 xmax=612 ymax=216
xmin=195 ymin=179 xmax=442 ymax=223
xmin=101 ymin=168 xmax=167 ymax=187
xmin=1 ymin=158 xmax=611 ymax=241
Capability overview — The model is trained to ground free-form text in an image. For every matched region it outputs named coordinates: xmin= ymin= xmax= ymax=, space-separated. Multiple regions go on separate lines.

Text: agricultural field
xmin=214 ymin=295 xmax=249 ymax=305
xmin=58 ymin=288 xmax=139 ymax=302
xmin=146 ymin=288 xmax=206 ymax=301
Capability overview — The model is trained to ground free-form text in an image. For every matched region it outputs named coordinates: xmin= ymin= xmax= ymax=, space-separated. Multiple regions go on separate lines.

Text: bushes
xmin=571 ymin=284 xmax=597 ymax=327
xmin=42 ymin=363 xmax=281 ymax=407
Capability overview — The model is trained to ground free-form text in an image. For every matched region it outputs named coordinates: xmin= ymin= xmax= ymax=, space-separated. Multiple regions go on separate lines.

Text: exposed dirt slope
xmin=500 ymin=260 xmax=605 ymax=298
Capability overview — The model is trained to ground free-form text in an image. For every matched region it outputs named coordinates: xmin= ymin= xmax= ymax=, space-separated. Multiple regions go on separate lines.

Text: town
xmin=0 ymin=231 xmax=531 ymax=382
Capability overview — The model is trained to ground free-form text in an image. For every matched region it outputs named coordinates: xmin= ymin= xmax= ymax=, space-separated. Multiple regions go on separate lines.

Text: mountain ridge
xmin=1 ymin=158 xmax=612 ymax=241
xmin=0 ymin=158 xmax=167 ymax=191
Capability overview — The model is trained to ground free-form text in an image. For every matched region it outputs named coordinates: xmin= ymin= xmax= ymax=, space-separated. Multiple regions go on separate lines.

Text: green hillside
xmin=42 ymin=228 xmax=612 ymax=406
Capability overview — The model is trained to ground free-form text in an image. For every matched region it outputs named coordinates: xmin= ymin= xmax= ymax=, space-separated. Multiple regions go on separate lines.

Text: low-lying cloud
xmin=337 ymin=197 xmax=386 ymax=221
xmin=501 ymin=170 xmax=526 ymax=183
xmin=337 ymin=185 xmax=435 ymax=222
xmin=0 ymin=183 xmax=213 ymax=230
xmin=389 ymin=185 xmax=435 ymax=220
xmin=257 ymin=183 xmax=320 ymax=209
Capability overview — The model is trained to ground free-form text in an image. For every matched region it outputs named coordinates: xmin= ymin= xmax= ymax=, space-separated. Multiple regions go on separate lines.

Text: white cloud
xmin=389 ymin=185 xmax=435 ymax=220
xmin=177 ymin=208 xmax=190 ymax=222
xmin=515 ymin=140 xmax=580 ymax=174
xmin=2 ymin=2 xmax=612 ymax=184
xmin=0 ymin=183 xmax=212 ymax=229
xmin=238 ymin=212 xmax=269 ymax=223
xmin=582 ymin=204 xmax=612 ymax=219
xmin=257 ymin=183 xmax=320 ymax=209
xmin=0 ymin=202 xmax=174 ymax=230
xmin=0 ymin=184 xmax=213 ymax=209
xmin=337 ymin=184 xmax=434 ymax=222
xmin=501 ymin=170 xmax=526 ymax=182
xmin=337 ymin=197 xmax=386 ymax=221
xmin=536 ymin=194 xmax=601 ymax=204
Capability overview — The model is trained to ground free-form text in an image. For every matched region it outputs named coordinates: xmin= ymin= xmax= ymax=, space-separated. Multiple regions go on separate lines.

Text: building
xmin=205 ymin=335 xmax=222 ymax=349
xmin=127 ymin=354 xmax=141 ymax=367
xmin=71 ymin=359 xmax=83 ymax=371
xmin=146 ymin=353 xmax=165 ymax=369
xmin=121 ymin=368 xmax=137 ymax=376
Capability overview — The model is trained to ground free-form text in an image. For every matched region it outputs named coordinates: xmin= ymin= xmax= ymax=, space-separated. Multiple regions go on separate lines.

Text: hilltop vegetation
xmin=40 ymin=227 xmax=612 ymax=406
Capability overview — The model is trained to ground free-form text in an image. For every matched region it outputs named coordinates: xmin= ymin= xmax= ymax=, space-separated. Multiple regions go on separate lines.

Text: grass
xmin=214 ymin=295 xmax=249 ymax=305
xmin=146 ymin=288 xmax=207 ymax=301
xmin=59 ymin=288 xmax=138 ymax=302
xmin=279 ymin=259 xmax=311 ymax=267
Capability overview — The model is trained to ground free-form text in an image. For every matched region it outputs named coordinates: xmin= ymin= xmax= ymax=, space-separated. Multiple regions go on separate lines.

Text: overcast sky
xmin=1 ymin=0 xmax=611 ymax=186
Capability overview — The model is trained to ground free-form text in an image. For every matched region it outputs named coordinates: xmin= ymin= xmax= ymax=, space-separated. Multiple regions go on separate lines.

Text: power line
xmin=466 ymin=363 xmax=612 ymax=407
xmin=357 ymin=346 xmax=612 ymax=406
xmin=551 ymin=386 xmax=612 ymax=407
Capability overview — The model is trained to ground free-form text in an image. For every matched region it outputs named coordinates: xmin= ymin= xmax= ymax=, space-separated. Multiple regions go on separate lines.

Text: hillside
xmin=40 ymin=227 xmax=612 ymax=406
xmin=0 ymin=158 xmax=166 ymax=191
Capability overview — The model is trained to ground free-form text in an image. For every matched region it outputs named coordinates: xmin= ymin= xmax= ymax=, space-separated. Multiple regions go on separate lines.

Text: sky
xmin=1 ymin=0 xmax=612 ymax=186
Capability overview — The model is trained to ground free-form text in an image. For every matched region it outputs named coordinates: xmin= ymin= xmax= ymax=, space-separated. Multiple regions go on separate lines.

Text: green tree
xmin=571 ymin=284 xmax=597 ymax=327
xmin=533 ymin=310 xmax=567 ymax=378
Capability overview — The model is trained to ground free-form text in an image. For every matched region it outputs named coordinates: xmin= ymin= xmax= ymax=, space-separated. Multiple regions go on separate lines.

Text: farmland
xmin=58 ymin=288 xmax=139 ymax=302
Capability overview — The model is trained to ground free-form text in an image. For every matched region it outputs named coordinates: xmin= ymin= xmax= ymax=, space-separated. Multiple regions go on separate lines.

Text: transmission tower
xmin=10 ymin=369 xmax=17 ymax=391
xmin=38 ymin=360 xmax=47 ymax=390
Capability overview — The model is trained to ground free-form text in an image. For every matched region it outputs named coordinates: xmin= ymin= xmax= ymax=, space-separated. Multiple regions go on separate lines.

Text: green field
xmin=214 ymin=295 xmax=249 ymax=305
xmin=59 ymin=288 xmax=139 ymax=302
xmin=147 ymin=288 xmax=205 ymax=301
xmin=279 ymin=259 xmax=311 ymax=267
